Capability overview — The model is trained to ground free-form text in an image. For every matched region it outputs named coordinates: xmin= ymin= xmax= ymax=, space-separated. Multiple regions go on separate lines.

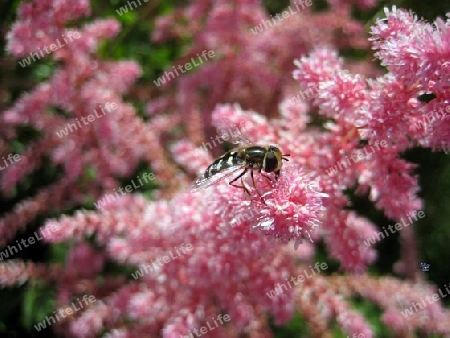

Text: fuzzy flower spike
xmin=184 ymin=104 xmax=328 ymax=249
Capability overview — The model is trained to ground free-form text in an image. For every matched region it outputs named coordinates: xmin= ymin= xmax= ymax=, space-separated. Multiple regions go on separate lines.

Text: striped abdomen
xmin=204 ymin=151 xmax=244 ymax=178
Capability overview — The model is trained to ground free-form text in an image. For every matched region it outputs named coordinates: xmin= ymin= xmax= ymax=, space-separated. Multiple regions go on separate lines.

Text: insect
xmin=417 ymin=92 xmax=437 ymax=103
xmin=191 ymin=120 xmax=290 ymax=198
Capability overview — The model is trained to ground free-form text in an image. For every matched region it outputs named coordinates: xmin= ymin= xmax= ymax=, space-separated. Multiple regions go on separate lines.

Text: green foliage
xmin=96 ymin=1 xmax=184 ymax=84
xmin=271 ymin=311 xmax=311 ymax=337
xmin=408 ymin=149 xmax=450 ymax=303
xmin=22 ymin=281 xmax=56 ymax=332
xmin=1 ymin=0 xmax=450 ymax=336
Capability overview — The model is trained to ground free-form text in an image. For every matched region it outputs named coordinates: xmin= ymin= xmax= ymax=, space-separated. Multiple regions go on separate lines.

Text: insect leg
xmin=229 ymin=168 xmax=251 ymax=195
xmin=240 ymin=176 xmax=251 ymax=195
xmin=251 ymin=170 xmax=266 ymax=204
xmin=260 ymin=170 xmax=274 ymax=182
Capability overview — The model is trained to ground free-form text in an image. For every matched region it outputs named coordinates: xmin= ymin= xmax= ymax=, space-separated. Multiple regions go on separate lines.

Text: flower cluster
xmin=1 ymin=0 xmax=450 ymax=337
xmin=1 ymin=0 xmax=185 ymax=247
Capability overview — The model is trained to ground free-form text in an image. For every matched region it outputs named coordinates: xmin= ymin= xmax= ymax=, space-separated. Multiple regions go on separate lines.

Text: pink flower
xmin=6 ymin=0 xmax=90 ymax=56
xmin=66 ymin=242 xmax=105 ymax=278
xmin=2 ymin=1 xmax=450 ymax=337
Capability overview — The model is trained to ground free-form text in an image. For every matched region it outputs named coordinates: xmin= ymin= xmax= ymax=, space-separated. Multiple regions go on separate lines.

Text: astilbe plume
xmin=7 ymin=101 xmax=450 ymax=336
xmin=40 ymin=191 xmax=302 ymax=336
xmin=2 ymin=1 xmax=450 ymax=337
xmin=23 ymin=104 xmax=326 ymax=335
xmin=150 ymin=0 xmax=374 ymax=147
xmin=368 ymin=7 xmax=450 ymax=151
xmin=292 ymin=8 xmax=450 ymax=278
xmin=1 ymin=0 xmax=185 ymax=247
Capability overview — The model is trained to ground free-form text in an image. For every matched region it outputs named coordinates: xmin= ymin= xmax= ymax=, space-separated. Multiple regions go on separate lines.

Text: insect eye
xmin=264 ymin=151 xmax=278 ymax=172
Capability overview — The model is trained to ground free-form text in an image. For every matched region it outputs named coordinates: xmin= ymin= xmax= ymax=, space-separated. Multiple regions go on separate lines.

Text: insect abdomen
xmin=205 ymin=151 xmax=243 ymax=178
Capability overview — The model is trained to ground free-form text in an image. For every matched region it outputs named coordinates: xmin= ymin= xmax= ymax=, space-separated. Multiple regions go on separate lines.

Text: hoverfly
xmin=191 ymin=120 xmax=290 ymax=199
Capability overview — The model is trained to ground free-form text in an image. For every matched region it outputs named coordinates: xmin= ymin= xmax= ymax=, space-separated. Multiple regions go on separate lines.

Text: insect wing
xmin=215 ymin=119 xmax=253 ymax=145
xmin=191 ymin=165 xmax=245 ymax=192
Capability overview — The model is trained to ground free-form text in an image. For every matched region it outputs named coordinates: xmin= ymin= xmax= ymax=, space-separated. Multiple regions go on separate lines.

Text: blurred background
xmin=1 ymin=0 xmax=450 ymax=336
